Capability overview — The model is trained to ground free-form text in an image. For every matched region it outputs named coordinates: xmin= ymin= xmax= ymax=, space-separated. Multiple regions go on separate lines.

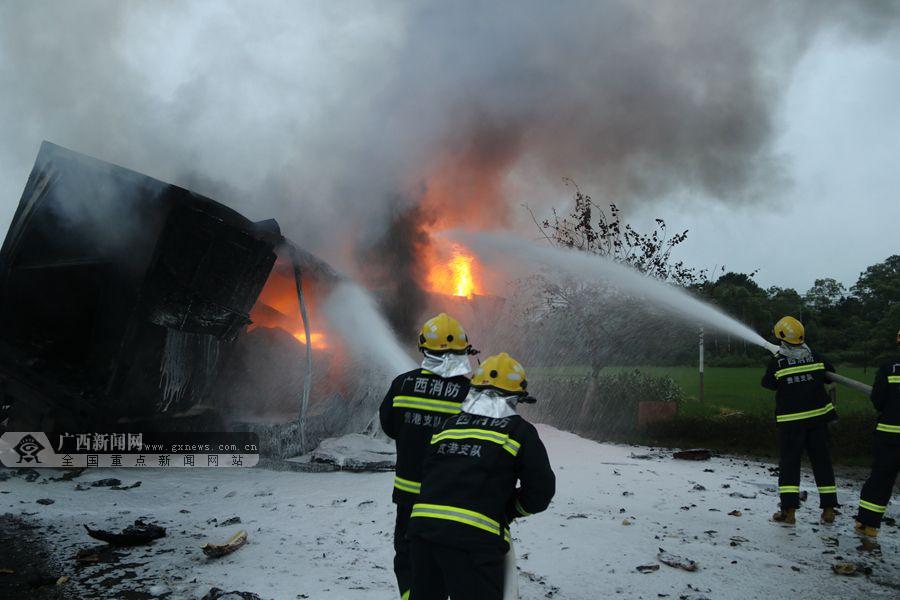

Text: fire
xmin=249 ymin=261 xmax=329 ymax=349
xmin=292 ymin=331 xmax=327 ymax=347
xmin=428 ymin=244 xmax=480 ymax=299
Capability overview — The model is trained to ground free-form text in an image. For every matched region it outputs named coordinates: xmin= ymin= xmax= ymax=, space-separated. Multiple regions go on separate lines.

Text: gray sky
xmin=0 ymin=1 xmax=897 ymax=295
xmin=642 ymin=29 xmax=900 ymax=292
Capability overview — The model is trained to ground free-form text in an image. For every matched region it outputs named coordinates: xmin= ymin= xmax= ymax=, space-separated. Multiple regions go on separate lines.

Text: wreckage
xmin=0 ymin=142 xmax=374 ymax=454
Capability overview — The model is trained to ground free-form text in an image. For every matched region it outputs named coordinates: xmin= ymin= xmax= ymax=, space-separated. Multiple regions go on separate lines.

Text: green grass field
xmin=531 ymin=365 xmax=879 ymax=418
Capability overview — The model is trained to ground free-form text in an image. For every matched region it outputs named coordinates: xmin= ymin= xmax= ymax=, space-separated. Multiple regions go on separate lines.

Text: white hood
xmin=460 ymin=388 xmax=519 ymax=419
xmin=421 ymin=351 xmax=474 ymax=379
xmin=779 ymin=342 xmax=813 ymax=362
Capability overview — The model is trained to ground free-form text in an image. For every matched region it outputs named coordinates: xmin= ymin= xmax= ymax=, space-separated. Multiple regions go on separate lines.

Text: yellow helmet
xmin=774 ymin=316 xmax=805 ymax=345
xmin=418 ymin=313 xmax=470 ymax=353
xmin=471 ymin=352 xmax=528 ymax=395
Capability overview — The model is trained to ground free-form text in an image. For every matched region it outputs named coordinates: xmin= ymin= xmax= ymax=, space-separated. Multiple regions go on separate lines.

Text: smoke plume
xmin=0 ymin=0 xmax=897 ymax=281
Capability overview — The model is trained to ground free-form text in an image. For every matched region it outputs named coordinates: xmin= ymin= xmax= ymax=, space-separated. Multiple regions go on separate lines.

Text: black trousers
xmin=394 ymin=504 xmax=413 ymax=598
xmin=409 ymin=538 xmax=505 ymax=600
xmin=856 ymin=441 xmax=900 ymax=528
xmin=777 ymin=424 xmax=837 ymax=509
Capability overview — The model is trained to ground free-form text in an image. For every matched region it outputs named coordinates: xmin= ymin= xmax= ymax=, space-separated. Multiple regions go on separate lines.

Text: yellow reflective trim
xmin=887 ymin=375 xmax=900 ymax=383
xmin=393 ymin=395 xmax=462 ymax=415
xmin=818 ymin=486 xmax=837 ymax=494
xmin=776 ymin=403 xmax=835 ymax=423
xmin=394 ymin=476 xmax=421 ymax=494
xmin=503 ymin=528 xmax=510 ymax=542
xmin=774 ymin=362 xmax=825 ymax=379
xmin=411 ymin=503 xmax=502 ymax=536
xmin=431 ymin=428 xmax=521 ymax=456
xmin=859 ymin=499 xmax=887 ymax=514
xmin=515 ymin=499 xmax=531 ymax=517
xmin=876 ymin=423 xmax=900 ymax=434
xmin=779 ymin=485 xmax=800 ymax=493
xmin=401 ymin=591 xmax=409 ymax=600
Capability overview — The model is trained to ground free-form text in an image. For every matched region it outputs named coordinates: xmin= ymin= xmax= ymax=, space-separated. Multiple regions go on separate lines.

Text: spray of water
xmin=447 ymin=231 xmax=781 ymax=354
xmin=323 ymin=281 xmax=418 ymax=379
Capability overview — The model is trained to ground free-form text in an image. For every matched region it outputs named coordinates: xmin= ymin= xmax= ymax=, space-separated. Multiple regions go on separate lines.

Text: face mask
xmin=460 ymin=388 xmax=519 ymax=419
xmin=421 ymin=351 xmax=474 ymax=379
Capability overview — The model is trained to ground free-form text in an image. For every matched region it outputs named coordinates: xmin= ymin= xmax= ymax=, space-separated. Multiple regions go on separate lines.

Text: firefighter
xmin=762 ymin=316 xmax=838 ymax=524
xmin=855 ymin=327 xmax=900 ymax=537
xmin=406 ymin=352 xmax=556 ymax=600
xmin=379 ymin=313 xmax=475 ymax=600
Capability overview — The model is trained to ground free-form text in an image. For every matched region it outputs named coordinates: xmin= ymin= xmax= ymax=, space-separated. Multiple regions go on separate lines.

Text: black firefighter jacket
xmin=406 ymin=410 xmax=556 ymax=554
xmin=871 ymin=356 xmax=900 ymax=444
xmin=380 ymin=368 xmax=471 ymax=504
xmin=761 ymin=348 xmax=836 ymax=428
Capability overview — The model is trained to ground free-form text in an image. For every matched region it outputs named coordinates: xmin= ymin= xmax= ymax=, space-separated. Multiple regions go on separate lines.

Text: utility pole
xmin=699 ymin=326 xmax=705 ymax=404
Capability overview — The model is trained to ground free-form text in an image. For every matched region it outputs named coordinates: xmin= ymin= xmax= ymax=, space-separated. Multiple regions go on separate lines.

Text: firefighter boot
xmin=772 ymin=508 xmax=796 ymax=524
xmin=854 ymin=521 xmax=878 ymax=538
xmin=821 ymin=507 xmax=835 ymax=524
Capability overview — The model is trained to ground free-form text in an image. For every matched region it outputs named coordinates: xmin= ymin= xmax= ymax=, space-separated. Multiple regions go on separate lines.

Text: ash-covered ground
xmin=3 ymin=426 xmax=898 ymax=599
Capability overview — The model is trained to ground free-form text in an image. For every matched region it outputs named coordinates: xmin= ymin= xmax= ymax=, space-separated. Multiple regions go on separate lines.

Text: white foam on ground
xmin=4 ymin=425 xmax=897 ymax=599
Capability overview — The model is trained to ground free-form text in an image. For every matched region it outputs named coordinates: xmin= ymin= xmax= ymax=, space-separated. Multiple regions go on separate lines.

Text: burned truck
xmin=0 ymin=142 xmax=371 ymax=454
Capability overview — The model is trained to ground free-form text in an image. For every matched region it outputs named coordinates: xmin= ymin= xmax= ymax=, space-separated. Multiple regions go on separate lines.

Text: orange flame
xmin=249 ymin=263 xmax=329 ymax=349
xmin=428 ymin=244 xmax=480 ymax=299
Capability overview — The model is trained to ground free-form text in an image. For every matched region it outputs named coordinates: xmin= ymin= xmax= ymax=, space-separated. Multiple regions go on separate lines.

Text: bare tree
xmin=527 ymin=181 xmax=707 ymax=423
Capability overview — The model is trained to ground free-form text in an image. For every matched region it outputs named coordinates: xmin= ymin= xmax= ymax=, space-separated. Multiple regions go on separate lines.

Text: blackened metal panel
xmin=141 ymin=201 xmax=277 ymax=340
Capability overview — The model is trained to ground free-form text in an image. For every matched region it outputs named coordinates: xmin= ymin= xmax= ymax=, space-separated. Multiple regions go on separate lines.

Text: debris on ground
xmin=89 ymin=478 xmax=121 ymax=487
xmin=110 ymin=481 xmax=141 ymax=491
xmin=673 ymin=449 xmax=712 ymax=461
xmin=636 ymin=564 xmax=659 ymax=574
xmin=307 ymin=434 xmax=396 ymax=471
xmin=657 ymin=548 xmax=699 ymax=572
xmin=201 ymin=587 xmax=263 ymax=600
xmin=51 ymin=469 xmax=85 ymax=482
xmin=35 ymin=499 xmax=55 ymax=506
xmin=728 ymin=510 xmax=742 ymax=517
xmin=202 ymin=530 xmax=248 ymax=559
xmin=729 ymin=492 xmax=757 ymax=499
xmin=832 ymin=562 xmax=872 ymax=577
xmin=84 ymin=520 xmax=166 ymax=546
xmin=18 ymin=469 xmax=41 ymax=482
xmin=217 ymin=517 xmax=242 ymax=527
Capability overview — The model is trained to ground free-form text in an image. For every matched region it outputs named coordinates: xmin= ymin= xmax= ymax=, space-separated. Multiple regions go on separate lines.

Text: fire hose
xmin=825 ymin=371 xmax=872 ymax=395
xmin=290 ymin=246 xmax=313 ymax=453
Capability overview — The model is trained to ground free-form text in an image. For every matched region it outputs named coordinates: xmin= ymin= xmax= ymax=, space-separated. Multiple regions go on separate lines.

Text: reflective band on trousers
xmin=888 ymin=375 xmax=900 ymax=383
xmin=859 ymin=499 xmax=887 ymax=514
xmin=779 ymin=485 xmax=800 ymax=493
xmin=776 ymin=403 xmax=835 ymax=423
xmin=394 ymin=476 xmax=421 ymax=494
xmin=876 ymin=423 xmax=900 ymax=434
xmin=401 ymin=591 xmax=409 ymax=600
xmin=393 ymin=395 xmax=462 ymax=415
xmin=818 ymin=486 xmax=837 ymax=494
xmin=431 ymin=428 xmax=521 ymax=456
xmin=411 ymin=503 xmax=510 ymax=540
xmin=774 ymin=362 xmax=825 ymax=379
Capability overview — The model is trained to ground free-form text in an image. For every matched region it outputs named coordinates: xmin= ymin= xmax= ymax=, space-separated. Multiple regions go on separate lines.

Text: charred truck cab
xmin=0 ymin=142 xmax=342 ymax=448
